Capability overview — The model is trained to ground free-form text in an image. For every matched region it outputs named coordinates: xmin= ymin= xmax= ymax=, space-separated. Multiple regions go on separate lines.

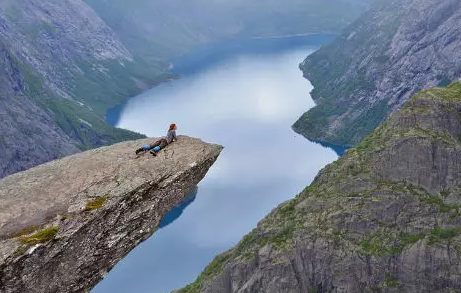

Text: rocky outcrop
xmin=294 ymin=0 xmax=461 ymax=146
xmin=0 ymin=136 xmax=222 ymax=293
xmin=177 ymin=83 xmax=461 ymax=293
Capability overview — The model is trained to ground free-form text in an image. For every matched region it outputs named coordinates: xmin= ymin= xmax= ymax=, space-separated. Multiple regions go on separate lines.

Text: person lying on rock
xmin=135 ymin=123 xmax=177 ymax=156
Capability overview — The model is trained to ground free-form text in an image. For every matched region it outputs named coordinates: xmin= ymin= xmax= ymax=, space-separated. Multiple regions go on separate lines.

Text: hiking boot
xmin=150 ymin=150 xmax=157 ymax=156
xmin=135 ymin=148 xmax=142 ymax=155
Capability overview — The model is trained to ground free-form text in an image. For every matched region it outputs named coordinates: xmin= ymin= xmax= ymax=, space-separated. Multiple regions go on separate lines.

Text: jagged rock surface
xmin=177 ymin=83 xmax=461 ymax=293
xmin=0 ymin=136 xmax=222 ymax=293
xmin=294 ymin=0 xmax=461 ymax=146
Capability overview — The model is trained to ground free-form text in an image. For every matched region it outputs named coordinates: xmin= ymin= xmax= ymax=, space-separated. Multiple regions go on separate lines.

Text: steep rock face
xmin=0 ymin=0 xmax=132 ymax=95
xmin=0 ymin=0 xmax=159 ymax=178
xmin=0 ymin=136 xmax=222 ymax=293
xmin=177 ymin=83 xmax=461 ymax=293
xmin=0 ymin=40 xmax=79 ymax=178
xmin=294 ymin=0 xmax=461 ymax=146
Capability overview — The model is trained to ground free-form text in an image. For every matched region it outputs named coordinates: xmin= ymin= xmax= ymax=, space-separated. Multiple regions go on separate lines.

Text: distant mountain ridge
xmin=294 ymin=0 xmax=461 ymax=146
xmin=84 ymin=0 xmax=372 ymax=62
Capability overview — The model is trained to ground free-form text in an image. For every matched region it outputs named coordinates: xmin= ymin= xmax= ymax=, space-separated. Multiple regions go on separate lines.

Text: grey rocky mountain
xmin=294 ymin=0 xmax=461 ymax=146
xmin=0 ymin=39 xmax=79 ymax=178
xmin=0 ymin=0 xmax=373 ymax=179
xmin=177 ymin=83 xmax=461 ymax=293
xmin=0 ymin=0 xmax=152 ymax=179
xmin=0 ymin=136 xmax=222 ymax=293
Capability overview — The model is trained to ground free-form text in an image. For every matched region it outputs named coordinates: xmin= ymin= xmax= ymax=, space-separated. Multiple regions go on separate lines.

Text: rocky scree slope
xmin=294 ymin=0 xmax=461 ymax=146
xmin=0 ymin=0 xmax=171 ymax=179
xmin=0 ymin=136 xmax=222 ymax=293
xmin=177 ymin=82 xmax=461 ymax=293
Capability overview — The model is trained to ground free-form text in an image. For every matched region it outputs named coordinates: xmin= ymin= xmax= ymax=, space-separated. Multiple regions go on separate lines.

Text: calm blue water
xmin=95 ymin=36 xmax=344 ymax=293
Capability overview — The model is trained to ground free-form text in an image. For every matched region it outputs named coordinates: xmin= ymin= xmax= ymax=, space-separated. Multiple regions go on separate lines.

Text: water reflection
xmin=94 ymin=41 xmax=340 ymax=293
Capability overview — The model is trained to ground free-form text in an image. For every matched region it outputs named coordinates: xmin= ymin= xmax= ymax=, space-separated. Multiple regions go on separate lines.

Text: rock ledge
xmin=0 ymin=136 xmax=222 ymax=293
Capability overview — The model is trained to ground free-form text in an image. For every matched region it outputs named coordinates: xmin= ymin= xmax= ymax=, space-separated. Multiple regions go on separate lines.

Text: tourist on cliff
xmin=135 ymin=123 xmax=178 ymax=156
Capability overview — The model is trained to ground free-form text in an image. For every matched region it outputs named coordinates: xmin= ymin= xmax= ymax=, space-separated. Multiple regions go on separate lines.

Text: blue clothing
xmin=141 ymin=145 xmax=151 ymax=151
xmin=166 ymin=130 xmax=177 ymax=144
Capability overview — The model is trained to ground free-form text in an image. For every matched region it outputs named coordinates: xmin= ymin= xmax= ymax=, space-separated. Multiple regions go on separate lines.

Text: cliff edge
xmin=0 ymin=136 xmax=222 ymax=293
xmin=177 ymin=83 xmax=461 ymax=293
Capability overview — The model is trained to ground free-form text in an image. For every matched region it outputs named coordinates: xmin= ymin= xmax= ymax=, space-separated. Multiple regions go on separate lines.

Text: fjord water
xmin=95 ymin=37 xmax=341 ymax=293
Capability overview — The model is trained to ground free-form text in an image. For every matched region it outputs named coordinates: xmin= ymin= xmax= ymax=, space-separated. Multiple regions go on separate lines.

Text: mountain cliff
xmin=294 ymin=0 xmax=461 ymax=146
xmin=0 ymin=39 xmax=79 ymax=178
xmin=0 ymin=0 xmax=167 ymax=178
xmin=0 ymin=136 xmax=222 ymax=293
xmin=177 ymin=82 xmax=461 ymax=293
xmin=0 ymin=0 xmax=372 ymax=179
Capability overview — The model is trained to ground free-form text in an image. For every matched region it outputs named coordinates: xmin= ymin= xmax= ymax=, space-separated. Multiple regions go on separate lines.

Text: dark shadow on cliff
xmin=309 ymin=139 xmax=349 ymax=156
xmin=159 ymin=186 xmax=198 ymax=229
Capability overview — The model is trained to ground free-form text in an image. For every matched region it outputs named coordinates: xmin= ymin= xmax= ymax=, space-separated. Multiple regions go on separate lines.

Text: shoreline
xmin=249 ymin=32 xmax=335 ymax=40
xmin=105 ymin=75 xmax=180 ymax=126
xmin=105 ymin=34 xmax=337 ymax=127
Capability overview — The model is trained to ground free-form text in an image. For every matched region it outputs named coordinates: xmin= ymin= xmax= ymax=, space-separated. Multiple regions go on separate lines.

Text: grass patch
xmin=85 ymin=196 xmax=107 ymax=211
xmin=20 ymin=227 xmax=59 ymax=245
xmin=418 ymin=194 xmax=459 ymax=212
xmin=360 ymin=237 xmax=388 ymax=256
xmin=428 ymin=227 xmax=460 ymax=245
xmin=361 ymin=231 xmax=425 ymax=256
xmin=61 ymin=214 xmax=69 ymax=221
xmin=177 ymin=252 xmax=232 ymax=293
xmin=10 ymin=225 xmax=39 ymax=238
xmin=385 ymin=273 xmax=400 ymax=288
xmin=400 ymin=233 xmax=425 ymax=246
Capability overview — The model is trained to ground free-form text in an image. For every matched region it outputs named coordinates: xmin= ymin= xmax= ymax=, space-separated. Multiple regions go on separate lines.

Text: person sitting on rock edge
xmin=135 ymin=123 xmax=178 ymax=156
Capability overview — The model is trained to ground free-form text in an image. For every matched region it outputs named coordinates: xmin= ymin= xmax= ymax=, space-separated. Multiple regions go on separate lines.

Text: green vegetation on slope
xmin=177 ymin=82 xmax=461 ymax=292
xmin=16 ymin=55 xmax=154 ymax=150
xmin=293 ymin=0 xmax=404 ymax=146
xmin=293 ymin=0 xmax=461 ymax=147
xmin=85 ymin=196 xmax=107 ymax=211
xmin=20 ymin=227 xmax=59 ymax=245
